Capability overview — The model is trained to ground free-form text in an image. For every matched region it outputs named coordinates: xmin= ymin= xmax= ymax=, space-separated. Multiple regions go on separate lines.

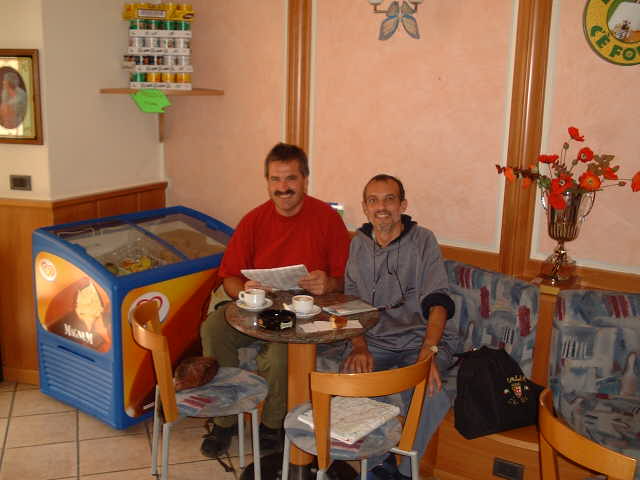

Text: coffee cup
xmin=292 ymin=294 xmax=314 ymax=314
xmin=239 ymin=289 xmax=266 ymax=307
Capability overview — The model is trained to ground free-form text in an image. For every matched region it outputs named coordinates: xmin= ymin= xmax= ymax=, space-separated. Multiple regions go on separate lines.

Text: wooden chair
xmin=281 ymin=354 xmax=433 ymax=480
xmin=538 ymin=388 xmax=637 ymax=480
xmin=130 ymin=300 xmax=268 ymax=480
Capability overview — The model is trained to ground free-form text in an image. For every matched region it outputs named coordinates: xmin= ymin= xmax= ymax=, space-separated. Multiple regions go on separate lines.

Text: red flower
xmin=632 ymin=171 xmax=640 ymax=192
xmin=603 ymin=167 xmax=618 ymax=180
xmin=504 ymin=167 xmax=515 ymax=182
xmin=538 ymin=154 xmax=559 ymax=164
xmin=551 ymin=174 xmax=574 ymax=194
xmin=577 ymin=147 xmax=594 ymax=163
xmin=579 ymin=171 xmax=601 ymax=191
xmin=568 ymin=126 xmax=584 ymax=141
xmin=548 ymin=192 xmax=566 ymax=209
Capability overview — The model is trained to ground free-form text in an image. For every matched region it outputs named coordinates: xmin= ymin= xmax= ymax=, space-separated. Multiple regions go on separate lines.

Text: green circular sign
xmin=584 ymin=0 xmax=640 ymax=66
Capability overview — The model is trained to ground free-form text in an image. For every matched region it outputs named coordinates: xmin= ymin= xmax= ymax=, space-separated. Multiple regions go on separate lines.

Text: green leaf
xmin=130 ymin=89 xmax=172 ymax=113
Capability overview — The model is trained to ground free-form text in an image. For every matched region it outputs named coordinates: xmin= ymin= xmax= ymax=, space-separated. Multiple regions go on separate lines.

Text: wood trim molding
xmin=51 ymin=182 xmax=168 ymax=208
xmin=440 ymin=245 xmax=500 ymax=272
xmin=499 ymin=0 xmax=554 ymax=277
xmin=285 ymin=0 xmax=312 ymax=151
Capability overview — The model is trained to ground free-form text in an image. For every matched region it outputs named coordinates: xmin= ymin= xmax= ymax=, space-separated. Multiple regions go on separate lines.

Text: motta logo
xmin=38 ymin=258 xmax=57 ymax=281
xmin=584 ymin=0 xmax=640 ymax=65
xmin=129 ymin=292 xmax=170 ymax=323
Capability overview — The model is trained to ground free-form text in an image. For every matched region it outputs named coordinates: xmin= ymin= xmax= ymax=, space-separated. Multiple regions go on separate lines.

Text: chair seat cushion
xmin=175 ymin=367 xmax=268 ymax=418
xmin=555 ymin=390 xmax=640 ymax=463
xmin=284 ymin=403 xmax=401 ymax=461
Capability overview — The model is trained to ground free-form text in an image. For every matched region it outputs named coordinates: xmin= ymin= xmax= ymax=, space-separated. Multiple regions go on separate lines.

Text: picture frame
xmin=0 ymin=49 xmax=43 ymax=144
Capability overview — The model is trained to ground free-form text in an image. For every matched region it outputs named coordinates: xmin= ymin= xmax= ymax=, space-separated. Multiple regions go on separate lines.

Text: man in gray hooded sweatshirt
xmin=343 ymin=174 xmax=457 ymax=480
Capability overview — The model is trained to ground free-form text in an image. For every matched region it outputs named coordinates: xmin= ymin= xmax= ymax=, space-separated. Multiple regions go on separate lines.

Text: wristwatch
xmin=425 ymin=344 xmax=439 ymax=354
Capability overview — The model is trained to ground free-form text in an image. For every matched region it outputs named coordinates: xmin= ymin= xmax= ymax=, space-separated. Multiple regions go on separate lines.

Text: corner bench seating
xmin=549 ymin=289 xmax=640 ymax=480
xmin=427 ymin=261 xmax=594 ymax=480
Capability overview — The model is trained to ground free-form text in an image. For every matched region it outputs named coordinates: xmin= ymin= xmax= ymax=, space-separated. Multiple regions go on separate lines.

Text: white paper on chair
xmin=297 ymin=396 xmax=400 ymax=444
xmin=241 ymin=264 xmax=309 ymax=291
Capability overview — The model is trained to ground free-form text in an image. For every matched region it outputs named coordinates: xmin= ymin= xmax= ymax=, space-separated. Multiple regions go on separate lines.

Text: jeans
xmin=353 ymin=343 xmax=452 ymax=477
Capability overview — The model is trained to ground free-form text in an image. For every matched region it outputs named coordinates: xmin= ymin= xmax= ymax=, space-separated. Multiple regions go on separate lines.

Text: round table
xmin=226 ymin=291 xmax=379 ymax=479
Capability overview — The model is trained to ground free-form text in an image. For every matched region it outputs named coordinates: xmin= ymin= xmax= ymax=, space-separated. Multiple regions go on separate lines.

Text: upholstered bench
xmin=549 ymin=289 xmax=640 ymax=479
xmin=426 ymin=261 xmax=593 ymax=480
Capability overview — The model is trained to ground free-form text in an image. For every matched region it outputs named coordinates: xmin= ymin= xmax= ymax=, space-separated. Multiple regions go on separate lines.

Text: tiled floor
xmin=0 ymin=381 xmax=249 ymax=480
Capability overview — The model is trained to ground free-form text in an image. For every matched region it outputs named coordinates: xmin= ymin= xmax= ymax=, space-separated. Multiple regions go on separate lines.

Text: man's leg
xmin=200 ymin=305 xmax=257 ymax=457
xmin=255 ymin=341 xmax=288 ymax=450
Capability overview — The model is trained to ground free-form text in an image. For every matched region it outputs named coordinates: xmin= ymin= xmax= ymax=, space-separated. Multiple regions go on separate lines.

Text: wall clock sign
xmin=584 ymin=0 xmax=640 ymax=66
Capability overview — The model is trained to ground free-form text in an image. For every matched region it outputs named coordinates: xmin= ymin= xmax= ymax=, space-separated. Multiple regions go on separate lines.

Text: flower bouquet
xmin=497 ymin=126 xmax=640 ymax=284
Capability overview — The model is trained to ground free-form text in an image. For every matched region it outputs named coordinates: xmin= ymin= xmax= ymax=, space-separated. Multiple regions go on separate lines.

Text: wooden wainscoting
xmin=0 ymin=182 xmax=167 ymax=385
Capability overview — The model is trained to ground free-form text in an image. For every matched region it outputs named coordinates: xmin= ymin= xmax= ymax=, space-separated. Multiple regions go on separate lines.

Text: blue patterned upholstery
xmin=283 ymin=403 xmax=402 ymax=461
xmin=175 ymin=367 xmax=268 ymax=418
xmin=443 ymin=260 xmax=539 ymax=393
xmin=549 ymin=289 xmax=640 ymax=476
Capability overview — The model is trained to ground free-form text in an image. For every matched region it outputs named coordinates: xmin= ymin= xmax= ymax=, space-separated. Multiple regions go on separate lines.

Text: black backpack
xmin=453 ymin=346 xmax=544 ymax=439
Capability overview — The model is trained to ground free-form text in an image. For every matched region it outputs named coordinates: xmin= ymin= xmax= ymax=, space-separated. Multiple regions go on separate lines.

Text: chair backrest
xmin=549 ymin=289 xmax=640 ymax=397
xmin=444 ymin=260 xmax=539 ymax=379
xmin=130 ymin=300 xmax=179 ymax=423
xmin=309 ymin=354 xmax=433 ymax=470
xmin=538 ymin=388 xmax=636 ymax=480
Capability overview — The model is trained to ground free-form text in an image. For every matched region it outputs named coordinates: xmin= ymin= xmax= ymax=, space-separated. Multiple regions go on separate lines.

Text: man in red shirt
xmin=200 ymin=143 xmax=351 ymax=458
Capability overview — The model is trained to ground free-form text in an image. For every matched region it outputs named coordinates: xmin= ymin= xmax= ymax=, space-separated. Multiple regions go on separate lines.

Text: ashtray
xmin=257 ymin=309 xmax=296 ymax=331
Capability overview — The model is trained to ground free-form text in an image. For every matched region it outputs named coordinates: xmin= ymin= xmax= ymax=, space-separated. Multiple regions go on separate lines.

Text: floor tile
xmin=0 ymin=442 xmax=77 ymax=480
xmin=11 ymin=389 xmax=74 ymax=417
xmin=0 ymin=392 xmax=12 ymax=418
xmin=6 ymin=411 xmax=77 ymax=448
xmin=162 ymin=426 xmax=210 ymax=464
xmin=79 ymin=433 xmax=151 ymax=475
xmin=16 ymin=383 xmax=40 ymax=391
xmin=0 ymin=382 xmax=15 ymax=393
xmin=0 ymin=419 xmax=7 ymax=448
xmin=78 ymin=411 xmax=146 ymax=440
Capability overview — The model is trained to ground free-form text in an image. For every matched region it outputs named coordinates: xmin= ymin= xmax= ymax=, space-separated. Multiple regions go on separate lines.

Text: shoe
xmin=200 ymin=424 xmax=236 ymax=458
xmin=259 ymin=423 xmax=284 ymax=452
xmin=366 ymin=465 xmax=397 ymax=480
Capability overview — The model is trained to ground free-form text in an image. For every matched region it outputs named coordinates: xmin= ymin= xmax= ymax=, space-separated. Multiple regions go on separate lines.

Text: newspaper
xmin=322 ymin=299 xmax=377 ymax=316
xmin=297 ymin=396 xmax=400 ymax=444
xmin=241 ymin=264 xmax=309 ymax=291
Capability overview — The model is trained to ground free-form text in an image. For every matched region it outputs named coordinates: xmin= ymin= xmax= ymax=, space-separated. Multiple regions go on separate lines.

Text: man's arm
xmin=298 ymin=270 xmax=344 ymax=295
xmin=418 ymin=304 xmax=448 ymax=395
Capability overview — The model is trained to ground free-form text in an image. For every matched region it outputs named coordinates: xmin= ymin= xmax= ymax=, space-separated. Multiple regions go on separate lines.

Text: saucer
xmin=283 ymin=304 xmax=322 ymax=319
xmin=236 ymin=298 xmax=273 ymax=312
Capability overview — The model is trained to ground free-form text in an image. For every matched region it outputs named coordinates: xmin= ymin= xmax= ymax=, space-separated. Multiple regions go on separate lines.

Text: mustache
xmin=274 ymin=190 xmax=295 ymax=197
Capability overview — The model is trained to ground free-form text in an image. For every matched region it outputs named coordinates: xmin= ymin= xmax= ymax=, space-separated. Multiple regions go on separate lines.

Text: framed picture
xmin=0 ymin=49 xmax=43 ymax=144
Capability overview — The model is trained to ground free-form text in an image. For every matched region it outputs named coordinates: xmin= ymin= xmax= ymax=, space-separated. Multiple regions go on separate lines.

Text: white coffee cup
xmin=292 ymin=294 xmax=314 ymax=314
xmin=239 ymin=289 xmax=266 ymax=307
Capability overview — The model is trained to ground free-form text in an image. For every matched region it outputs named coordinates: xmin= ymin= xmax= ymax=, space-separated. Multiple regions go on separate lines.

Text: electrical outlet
xmin=9 ymin=175 xmax=32 ymax=191
xmin=492 ymin=458 xmax=524 ymax=480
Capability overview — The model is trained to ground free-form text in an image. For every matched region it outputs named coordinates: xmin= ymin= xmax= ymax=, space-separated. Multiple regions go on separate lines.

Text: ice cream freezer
xmin=32 ymin=206 xmax=233 ymax=429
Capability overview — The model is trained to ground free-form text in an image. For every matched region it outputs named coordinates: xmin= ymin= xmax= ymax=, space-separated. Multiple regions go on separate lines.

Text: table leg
xmin=287 ymin=343 xmax=316 ymax=479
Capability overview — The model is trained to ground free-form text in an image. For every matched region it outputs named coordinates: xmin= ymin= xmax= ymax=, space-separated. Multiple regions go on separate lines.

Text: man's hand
xmin=417 ymin=349 xmax=443 ymax=396
xmin=342 ymin=336 xmax=373 ymax=373
xmin=244 ymin=280 xmax=273 ymax=292
xmin=298 ymin=270 xmax=330 ymax=295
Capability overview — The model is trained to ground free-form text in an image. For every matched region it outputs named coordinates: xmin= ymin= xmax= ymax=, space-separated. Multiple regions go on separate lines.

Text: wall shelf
xmin=99 ymin=87 xmax=224 ymax=140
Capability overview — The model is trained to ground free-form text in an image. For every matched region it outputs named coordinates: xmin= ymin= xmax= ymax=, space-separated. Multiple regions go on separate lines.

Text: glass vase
xmin=540 ymin=190 xmax=595 ymax=285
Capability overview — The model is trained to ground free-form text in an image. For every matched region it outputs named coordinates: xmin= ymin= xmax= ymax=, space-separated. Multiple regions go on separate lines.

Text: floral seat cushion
xmin=175 ymin=366 xmax=268 ymax=418
xmin=550 ymin=289 xmax=640 ymax=476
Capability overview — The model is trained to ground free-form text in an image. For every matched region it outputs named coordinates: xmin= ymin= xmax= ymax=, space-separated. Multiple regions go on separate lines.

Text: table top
xmin=225 ymin=291 xmax=379 ymax=344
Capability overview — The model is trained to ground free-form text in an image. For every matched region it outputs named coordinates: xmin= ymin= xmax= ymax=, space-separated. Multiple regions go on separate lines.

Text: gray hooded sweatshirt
xmin=345 ymin=215 xmax=457 ymax=365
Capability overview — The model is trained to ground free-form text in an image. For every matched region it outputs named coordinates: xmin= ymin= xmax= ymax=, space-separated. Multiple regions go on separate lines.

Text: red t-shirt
xmin=219 ymin=195 xmax=350 ymax=281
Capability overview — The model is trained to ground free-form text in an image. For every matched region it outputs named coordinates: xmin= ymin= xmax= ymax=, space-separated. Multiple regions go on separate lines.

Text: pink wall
xmin=164 ymin=0 xmax=286 ymax=227
xmin=534 ymin=0 xmax=640 ymax=273
xmin=164 ymin=1 xmax=639 ymax=275
xmin=312 ymin=1 xmax=515 ymax=250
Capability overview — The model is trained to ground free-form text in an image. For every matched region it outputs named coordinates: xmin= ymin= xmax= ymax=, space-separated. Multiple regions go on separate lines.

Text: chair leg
xmin=161 ymin=422 xmax=172 ymax=480
xmin=390 ymin=447 xmax=418 ymax=480
xmin=360 ymin=458 xmax=368 ymax=480
xmin=281 ymin=435 xmax=291 ymax=480
xmin=250 ymin=409 xmax=261 ymax=480
xmin=151 ymin=387 xmax=161 ymax=476
xmin=238 ymin=413 xmax=245 ymax=469
xmin=316 ymin=468 xmax=326 ymax=480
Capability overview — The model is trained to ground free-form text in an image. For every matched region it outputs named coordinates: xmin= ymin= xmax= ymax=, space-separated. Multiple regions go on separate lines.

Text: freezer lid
xmin=133 ymin=212 xmax=230 ymax=259
xmin=49 ymin=220 xmax=183 ymax=276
